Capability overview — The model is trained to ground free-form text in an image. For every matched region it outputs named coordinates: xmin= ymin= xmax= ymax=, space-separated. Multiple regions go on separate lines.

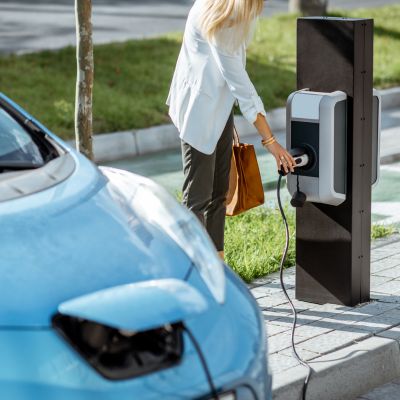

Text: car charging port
xmin=52 ymin=314 xmax=184 ymax=381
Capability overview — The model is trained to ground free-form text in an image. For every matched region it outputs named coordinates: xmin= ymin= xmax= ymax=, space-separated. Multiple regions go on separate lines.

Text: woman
xmin=167 ymin=0 xmax=295 ymax=260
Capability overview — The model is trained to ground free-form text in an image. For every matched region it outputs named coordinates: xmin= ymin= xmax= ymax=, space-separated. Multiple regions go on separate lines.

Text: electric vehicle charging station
xmin=286 ymin=89 xmax=381 ymax=206
xmin=285 ymin=16 xmax=378 ymax=307
xmin=286 ymin=90 xmax=348 ymax=206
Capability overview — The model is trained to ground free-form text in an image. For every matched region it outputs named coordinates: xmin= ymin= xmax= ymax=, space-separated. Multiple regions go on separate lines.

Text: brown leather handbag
xmin=225 ymin=126 xmax=265 ymax=216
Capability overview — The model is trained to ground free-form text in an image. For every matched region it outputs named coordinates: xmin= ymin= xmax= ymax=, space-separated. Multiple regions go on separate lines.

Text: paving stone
xmin=370 ymin=256 xmax=400 ymax=273
xmin=379 ymin=307 xmax=400 ymax=320
xmin=284 ymin=266 xmax=296 ymax=274
xmin=373 ymin=243 xmax=400 ymax=255
xmin=371 ymin=249 xmax=400 ymax=263
xmin=257 ymin=297 xmax=288 ymax=309
xmin=257 ymin=297 xmax=284 ymax=309
xmin=300 ymin=303 xmax=352 ymax=319
xmin=357 ymin=381 xmax=400 ymax=400
xmin=251 ymin=267 xmax=295 ymax=287
xmin=371 ymin=276 xmax=394 ymax=287
xmin=245 ymin=283 xmax=256 ymax=290
xmin=372 ymin=280 xmax=400 ymax=295
xmin=251 ymin=275 xmax=275 ymax=287
xmin=266 ymin=323 xmax=291 ymax=337
xmin=270 ymin=273 xmax=295 ymax=283
xmin=268 ymin=353 xmax=300 ymax=374
xmin=296 ymin=328 xmax=371 ymax=355
xmin=267 ymin=300 xmax=319 ymax=315
xmin=256 ymin=290 xmax=295 ymax=309
xmin=371 ymin=254 xmax=397 ymax=264
xmin=327 ymin=303 xmax=394 ymax=323
xmin=372 ymin=250 xmax=397 ymax=260
xmin=271 ymin=274 xmax=296 ymax=286
xmin=351 ymin=315 xmax=400 ymax=333
xmin=251 ymin=282 xmax=291 ymax=299
xmin=372 ymin=235 xmax=400 ymax=251
xmin=267 ymin=331 xmax=307 ymax=354
xmin=278 ymin=347 xmax=320 ymax=361
xmin=267 ymin=334 xmax=293 ymax=354
xmin=329 ymin=311 xmax=369 ymax=323
xmin=251 ymin=286 xmax=280 ymax=299
xmin=355 ymin=301 xmax=400 ymax=316
xmin=377 ymin=242 xmax=400 ymax=253
xmin=370 ymin=292 xmax=393 ymax=301
xmin=376 ymin=326 xmax=400 ymax=345
xmin=374 ymin=265 xmax=400 ymax=278
xmin=282 ymin=323 xmax=334 ymax=339
xmin=268 ymin=313 xmax=322 ymax=328
xmin=292 ymin=300 xmax=321 ymax=309
xmin=261 ymin=309 xmax=290 ymax=322
xmin=375 ymin=294 xmax=400 ymax=304
xmin=309 ymin=317 xmax=356 ymax=331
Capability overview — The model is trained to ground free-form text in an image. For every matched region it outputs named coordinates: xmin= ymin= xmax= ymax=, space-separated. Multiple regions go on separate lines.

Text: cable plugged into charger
xmin=278 ymin=147 xmax=311 ymax=208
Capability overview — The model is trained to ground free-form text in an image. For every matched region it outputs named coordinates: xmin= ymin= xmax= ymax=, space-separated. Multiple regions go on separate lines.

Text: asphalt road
xmin=0 ymin=0 xmax=398 ymax=54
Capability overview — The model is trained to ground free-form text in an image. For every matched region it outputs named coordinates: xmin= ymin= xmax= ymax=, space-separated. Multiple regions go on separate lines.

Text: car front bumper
xmin=0 ymin=266 xmax=271 ymax=400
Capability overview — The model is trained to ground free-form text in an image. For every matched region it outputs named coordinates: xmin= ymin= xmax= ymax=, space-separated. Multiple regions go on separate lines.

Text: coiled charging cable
xmin=277 ymin=172 xmax=312 ymax=400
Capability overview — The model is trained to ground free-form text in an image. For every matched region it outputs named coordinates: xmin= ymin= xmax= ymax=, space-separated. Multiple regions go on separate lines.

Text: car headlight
xmin=100 ymin=167 xmax=226 ymax=305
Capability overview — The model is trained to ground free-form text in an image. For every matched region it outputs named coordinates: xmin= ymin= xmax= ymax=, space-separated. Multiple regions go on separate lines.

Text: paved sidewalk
xmin=248 ymin=235 xmax=400 ymax=399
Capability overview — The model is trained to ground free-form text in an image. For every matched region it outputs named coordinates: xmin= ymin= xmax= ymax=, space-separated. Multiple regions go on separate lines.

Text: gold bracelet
xmin=261 ymin=135 xmax=276 ymax=147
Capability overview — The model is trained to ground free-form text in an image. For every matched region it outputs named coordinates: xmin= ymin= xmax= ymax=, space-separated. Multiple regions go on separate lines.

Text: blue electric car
xmin=0 ymin=92 xmax=272 ymax=400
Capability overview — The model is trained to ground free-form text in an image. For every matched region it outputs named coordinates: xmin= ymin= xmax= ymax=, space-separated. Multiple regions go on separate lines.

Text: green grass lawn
xmin=0 ymin=5 xmax=399 ymax=140
xmin=225 ymin=203 xmax=396 ymax=283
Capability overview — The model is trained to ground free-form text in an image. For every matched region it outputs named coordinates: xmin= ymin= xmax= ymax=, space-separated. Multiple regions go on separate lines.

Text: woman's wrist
xmin=254 ymin=113 xmax=274 ymax=141
xmin=261 ymin=135 xmax=276 ymax=147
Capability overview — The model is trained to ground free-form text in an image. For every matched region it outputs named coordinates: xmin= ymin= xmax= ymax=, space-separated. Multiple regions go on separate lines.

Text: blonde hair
xmin=198 ymin=0 xmax=264 ymax=54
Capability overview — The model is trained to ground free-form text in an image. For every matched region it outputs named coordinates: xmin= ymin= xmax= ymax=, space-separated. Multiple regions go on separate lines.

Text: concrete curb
xmin=272 ymin=334 xmax=400 ymax=400
xmin=381 ymin=152 xmax=400 ymax=165
xmin=67 ymin=87 xmax=400 ymax=163
xmin=380 ymin=86 xmax=400 ymax=110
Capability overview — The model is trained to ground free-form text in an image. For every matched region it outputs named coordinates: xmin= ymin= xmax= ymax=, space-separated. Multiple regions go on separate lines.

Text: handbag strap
xmin=232 ymin=125 xmax=248 ymax=196
xmin=233 ymin=125 xmax=239 ymax=145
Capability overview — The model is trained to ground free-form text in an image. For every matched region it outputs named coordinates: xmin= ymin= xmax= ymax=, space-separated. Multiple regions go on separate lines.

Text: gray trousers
xmin=181 ymin=111 xmax=234 ymax=252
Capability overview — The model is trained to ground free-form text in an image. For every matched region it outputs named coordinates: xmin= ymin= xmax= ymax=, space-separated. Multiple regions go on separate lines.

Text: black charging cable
xmin=277 ymin=172 xmax=312 ymax=400
xmin=183 ymin=325 xmax=219 ymax=400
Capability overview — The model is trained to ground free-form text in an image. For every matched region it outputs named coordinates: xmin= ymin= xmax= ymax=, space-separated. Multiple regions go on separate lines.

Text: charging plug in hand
xmin=278 ymin=168 xmax=289 ymax=177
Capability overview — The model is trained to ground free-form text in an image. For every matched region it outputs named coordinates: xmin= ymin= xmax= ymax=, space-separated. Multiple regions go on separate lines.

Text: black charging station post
xmin=295 ymin=17 xmax=373 ymax=306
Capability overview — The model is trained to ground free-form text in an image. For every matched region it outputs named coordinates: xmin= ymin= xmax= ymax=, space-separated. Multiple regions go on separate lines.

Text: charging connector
xmin=279 ymin=147 xmax=310 ymax=208
xmin=294 ymin=153 xmax=309 ymax=168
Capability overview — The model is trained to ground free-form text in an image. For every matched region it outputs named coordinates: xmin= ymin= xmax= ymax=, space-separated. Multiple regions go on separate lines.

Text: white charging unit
xmin=286 ymin=89 xmax=381 ymax=206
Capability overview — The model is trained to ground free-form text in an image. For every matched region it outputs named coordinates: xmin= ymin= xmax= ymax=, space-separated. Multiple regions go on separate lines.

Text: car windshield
xmin=0 ymin=107 xmax=44 ymax=166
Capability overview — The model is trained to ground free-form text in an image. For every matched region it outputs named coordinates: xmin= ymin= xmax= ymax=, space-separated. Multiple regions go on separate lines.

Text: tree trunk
xmin=289 ymin=0 xmax=328 ymax=16
xmin=75 ymin=0 xmax=94 ymax=161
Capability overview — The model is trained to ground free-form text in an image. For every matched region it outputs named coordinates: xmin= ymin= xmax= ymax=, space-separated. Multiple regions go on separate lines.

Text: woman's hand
xmin=265 ymin=141 xmax=296 ymax=174
xmin=253 ymin=113 xmax=296 ymax=173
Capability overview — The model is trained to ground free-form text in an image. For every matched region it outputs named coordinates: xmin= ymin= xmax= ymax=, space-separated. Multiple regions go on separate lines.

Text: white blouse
xmin=166 ymin=0 xmax=267 ymax=154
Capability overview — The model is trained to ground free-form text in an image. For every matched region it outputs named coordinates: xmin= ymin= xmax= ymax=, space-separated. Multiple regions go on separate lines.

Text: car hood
xmin=0 ymin=150 xmax=192 ymax=328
